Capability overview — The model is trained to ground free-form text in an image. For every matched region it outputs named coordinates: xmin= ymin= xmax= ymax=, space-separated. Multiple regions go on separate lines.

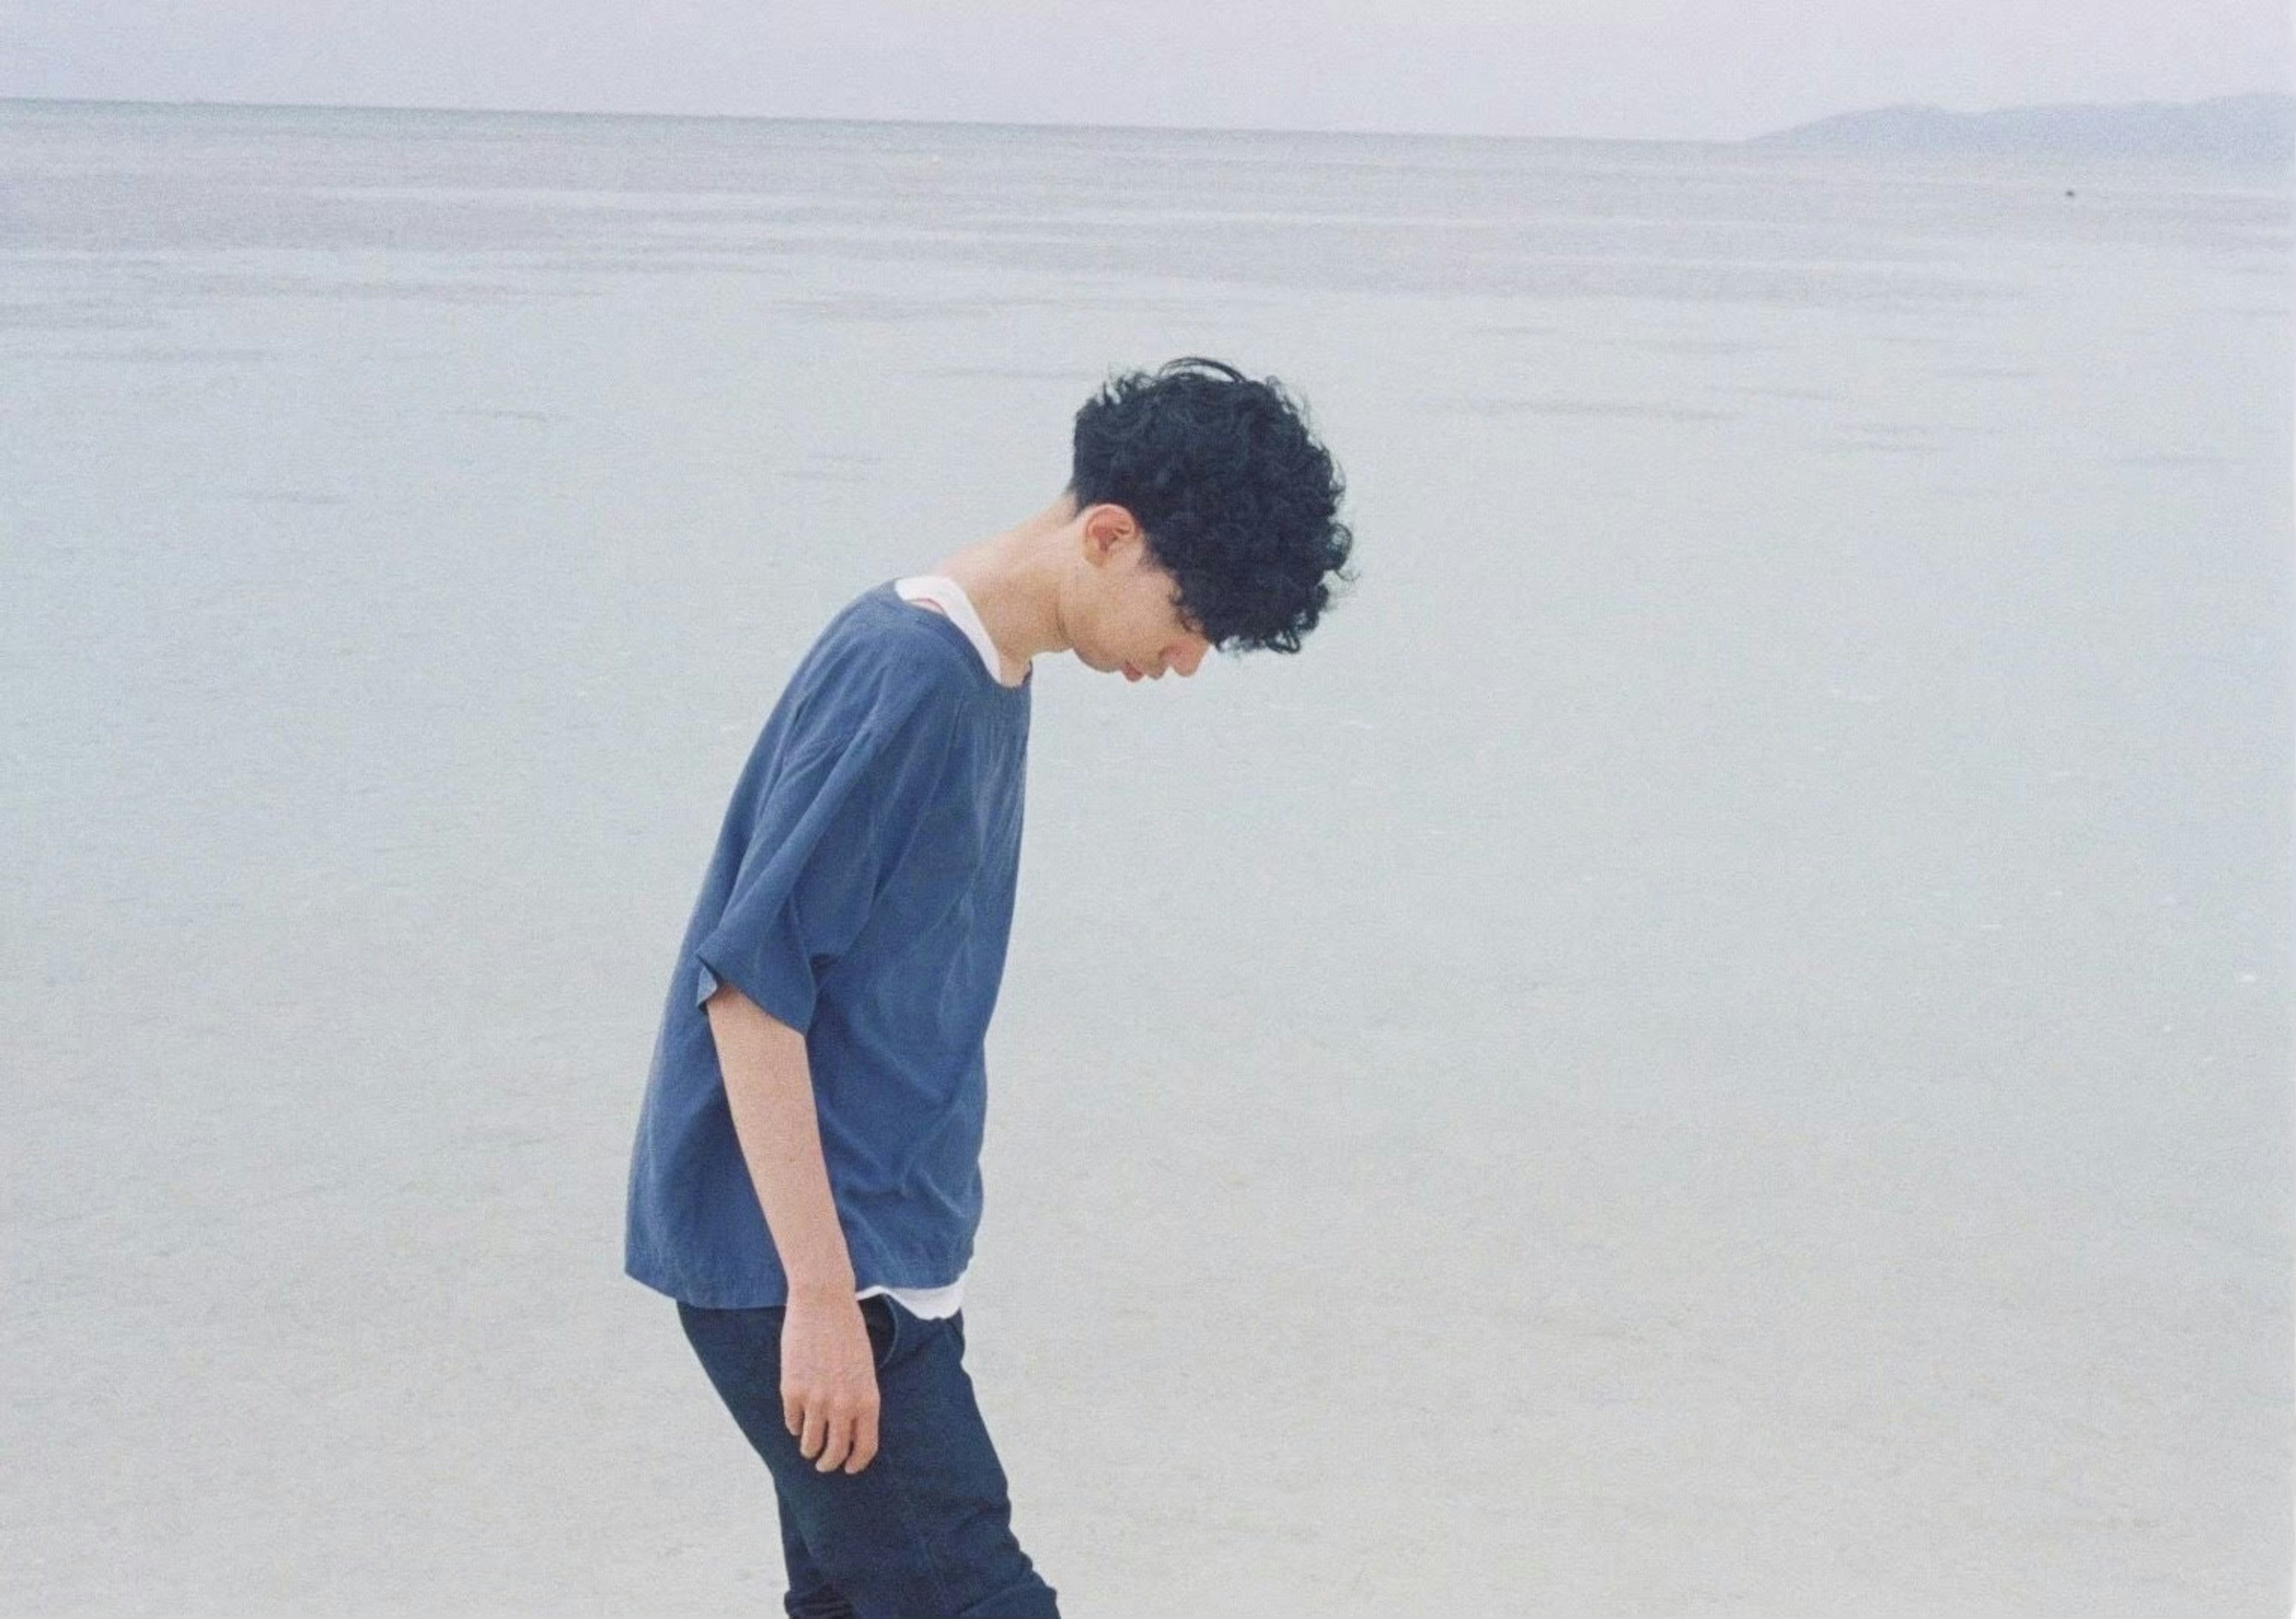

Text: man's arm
xmin=703 ymin=980 xmax=881 ymax=1475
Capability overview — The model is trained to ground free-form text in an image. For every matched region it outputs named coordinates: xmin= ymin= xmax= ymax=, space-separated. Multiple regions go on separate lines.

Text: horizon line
xmin=0 ymin=90 xmax=1794 ymax=148
xmin=6 ymin=88 xmax=2285 ymax=149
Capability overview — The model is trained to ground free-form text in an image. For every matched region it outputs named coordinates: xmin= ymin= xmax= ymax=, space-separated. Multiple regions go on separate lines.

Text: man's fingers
xmin=798 ymin=1403 xmax=828 ymax=1461
xmin=844 ymin=1409 xmax=880 ymax=1474
xmin=815 ymin=1410 xmax=853 ymax=1473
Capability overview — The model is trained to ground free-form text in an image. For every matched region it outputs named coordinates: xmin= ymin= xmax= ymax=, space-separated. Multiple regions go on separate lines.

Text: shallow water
xmin=2 ymin=99 xmax=2289 ymax=1615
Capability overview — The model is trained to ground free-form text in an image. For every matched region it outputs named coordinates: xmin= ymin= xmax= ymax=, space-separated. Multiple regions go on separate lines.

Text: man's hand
xmin=782 ymin=1290 xmax=881 ymax=1474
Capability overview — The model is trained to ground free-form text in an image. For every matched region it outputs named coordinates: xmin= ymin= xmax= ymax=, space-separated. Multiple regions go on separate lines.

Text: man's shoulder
xmin=775 ymin=586 xmax=978 ymax=750
xmin=800 ymin=585 xmax=971 ymax=684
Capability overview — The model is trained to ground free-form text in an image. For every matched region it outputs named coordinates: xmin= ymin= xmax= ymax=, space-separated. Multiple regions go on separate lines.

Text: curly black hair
xmin=1068 ymin=358 xmax=1354 ymax=654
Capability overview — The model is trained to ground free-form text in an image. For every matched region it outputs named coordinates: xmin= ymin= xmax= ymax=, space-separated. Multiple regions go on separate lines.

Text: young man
xmin=625 ymin=358 xmax=1352 ymax=1618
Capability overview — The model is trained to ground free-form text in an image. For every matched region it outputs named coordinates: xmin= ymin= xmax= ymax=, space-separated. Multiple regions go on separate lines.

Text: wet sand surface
xmin=3 ymin=102 xmax=2288 ymax=1615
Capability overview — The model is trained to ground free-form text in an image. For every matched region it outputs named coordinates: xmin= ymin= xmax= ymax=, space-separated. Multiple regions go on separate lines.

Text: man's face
xmin=1092 ymin=537 xmax=1221 ymax=675
xmin=1077 ymin=516 xmax=1213 ymax=683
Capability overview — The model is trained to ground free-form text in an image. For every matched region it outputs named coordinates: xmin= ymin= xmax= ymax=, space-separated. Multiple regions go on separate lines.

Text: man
xmin=626 ymin=358 xmax=1353 ymax=1617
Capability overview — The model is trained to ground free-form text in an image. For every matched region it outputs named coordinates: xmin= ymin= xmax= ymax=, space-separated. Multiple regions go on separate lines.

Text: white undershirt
xmin=851 ymin=576 xmax=1018 ymax=1320
xmin=896 ymin=573 xmax=1013 ymax=686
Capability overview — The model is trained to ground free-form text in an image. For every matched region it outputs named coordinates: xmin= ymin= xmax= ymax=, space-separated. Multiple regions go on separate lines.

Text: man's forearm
xmin=703 ymin=981 xmax=857 ymax=1299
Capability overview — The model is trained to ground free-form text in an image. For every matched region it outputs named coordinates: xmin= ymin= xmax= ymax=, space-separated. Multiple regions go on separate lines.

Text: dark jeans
xmin=678 ymin=1295 xmax=1061 ymax=1619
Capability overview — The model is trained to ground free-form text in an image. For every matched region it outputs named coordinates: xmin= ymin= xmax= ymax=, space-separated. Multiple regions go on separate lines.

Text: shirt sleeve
xmin=691 ymin=652 xmax=955 ymax=1033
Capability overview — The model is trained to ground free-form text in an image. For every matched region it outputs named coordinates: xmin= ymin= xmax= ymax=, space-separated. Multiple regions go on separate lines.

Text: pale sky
xmin=2 ymin=1 xmax=2288 ymax=142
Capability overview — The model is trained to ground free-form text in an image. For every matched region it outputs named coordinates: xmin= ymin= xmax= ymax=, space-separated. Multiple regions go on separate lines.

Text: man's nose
xmin=1172 ymin=640 xmax=1208 ymax=678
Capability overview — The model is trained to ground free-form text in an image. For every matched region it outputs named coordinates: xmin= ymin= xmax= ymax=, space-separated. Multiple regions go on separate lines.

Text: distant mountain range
xmin=1752 ymin=93 xmax=2293 ymax=162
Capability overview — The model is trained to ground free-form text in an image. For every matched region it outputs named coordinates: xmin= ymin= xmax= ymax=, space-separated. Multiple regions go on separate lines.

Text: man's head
xmin=1062 ymin=358 xmax=1352 ymax=679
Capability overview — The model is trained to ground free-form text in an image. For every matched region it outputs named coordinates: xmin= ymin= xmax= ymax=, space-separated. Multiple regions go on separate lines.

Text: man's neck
xmin=925 ymin=497 xmax=1079 ymax=670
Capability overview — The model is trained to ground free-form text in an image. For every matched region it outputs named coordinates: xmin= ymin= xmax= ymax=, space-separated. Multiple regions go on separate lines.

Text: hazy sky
xmin=3 ymin=1 xmax=2288 ymax=141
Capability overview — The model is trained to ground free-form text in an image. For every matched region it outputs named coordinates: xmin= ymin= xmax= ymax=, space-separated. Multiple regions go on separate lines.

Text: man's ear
xmin=1080 ymin=503 xmax=1140 ymax=564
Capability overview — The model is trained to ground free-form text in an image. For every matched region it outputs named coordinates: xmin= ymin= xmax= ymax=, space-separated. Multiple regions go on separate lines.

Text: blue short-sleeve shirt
xmin=626 ymin=582 xmax=1030 ymax=1308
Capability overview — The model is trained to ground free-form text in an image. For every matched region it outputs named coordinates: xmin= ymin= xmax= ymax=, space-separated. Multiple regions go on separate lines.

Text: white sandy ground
xmin=1 ymin=104 xmax=2288 ymax=1615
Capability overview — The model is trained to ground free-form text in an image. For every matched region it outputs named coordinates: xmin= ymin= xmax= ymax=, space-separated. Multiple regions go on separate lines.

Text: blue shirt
xmin=626 ymin=581 xmax=1031 ymax=1308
